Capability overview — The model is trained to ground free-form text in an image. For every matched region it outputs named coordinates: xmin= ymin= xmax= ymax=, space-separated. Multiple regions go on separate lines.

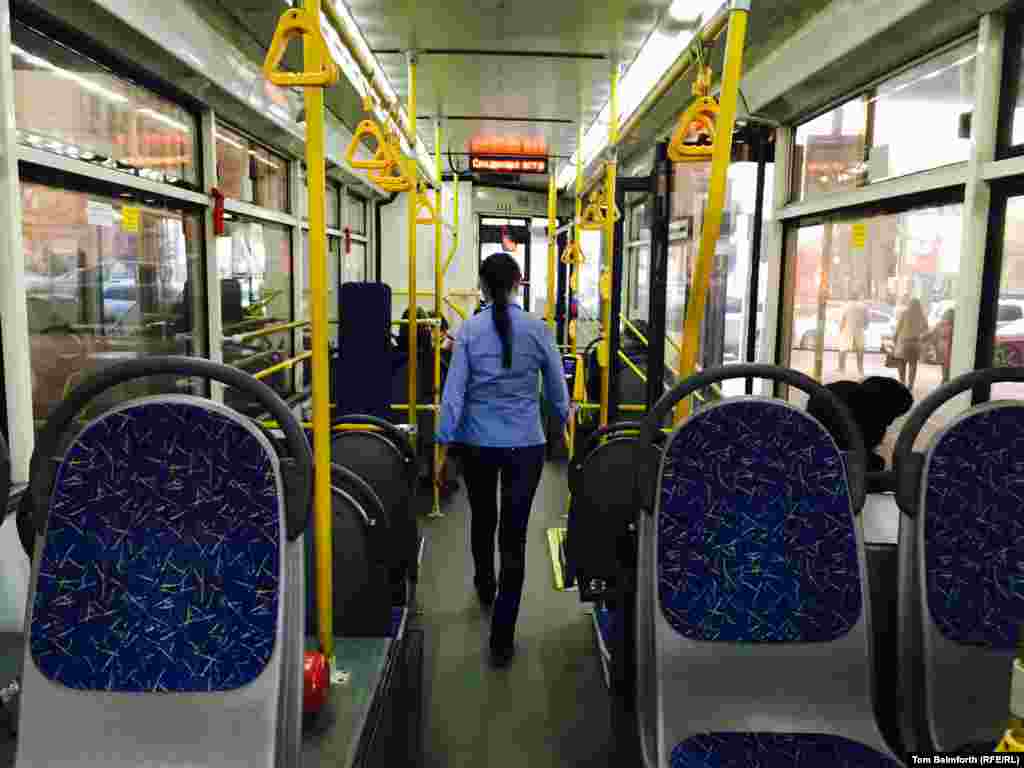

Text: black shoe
xmin=489 ymin=642 xmax=515 ymax=668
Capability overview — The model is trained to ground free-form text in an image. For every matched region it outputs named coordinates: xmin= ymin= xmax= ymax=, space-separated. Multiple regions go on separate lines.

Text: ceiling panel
xmin=346 ymin=0 xmax=669 ymax=165
xmin=345 ymin=0 xmax=669 ymax=55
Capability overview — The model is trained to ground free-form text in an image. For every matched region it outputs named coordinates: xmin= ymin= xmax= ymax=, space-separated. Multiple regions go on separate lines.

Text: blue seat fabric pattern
xmin=30 ymin=401 xmax=281 ymax=693
xmin=671 ymin=734 xmax=901 ymax=767
xmin=924 ymin=407 xmax=1024 ymax=648
xmin=659 ymin=401 xmax=861 ymax=642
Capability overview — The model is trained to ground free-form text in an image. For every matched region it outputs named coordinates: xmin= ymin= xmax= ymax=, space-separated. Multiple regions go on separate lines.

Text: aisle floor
xmin=415 ymin=461 xmax=638 ymax=768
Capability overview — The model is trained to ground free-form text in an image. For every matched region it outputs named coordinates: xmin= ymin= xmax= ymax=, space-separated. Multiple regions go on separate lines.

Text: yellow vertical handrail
xmin=407 ymin=52 xmax=418 ymax=428
xmin=443 ymin=176 xmax=461 ymax=276
xmin=261 ymin=0 xmax=338 ymax=664
xmin=675 ymin=4 xmax=749 ymax=424
xmin=568 ymin=120 xmax=584 ymax=462
xmin=547 ymin=170 xmax=557 ymax=329
xmin=432 ymin=118 xmax=443 ymax=518
xmin=599 ymin=62 xmax=620 ymax=428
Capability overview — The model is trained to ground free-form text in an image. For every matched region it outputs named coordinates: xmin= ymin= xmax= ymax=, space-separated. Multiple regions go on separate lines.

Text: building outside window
xmin=785 ymin=202 xmax=964 ymax=460
xmin=12 ymin=22 xmax=199 ymax=188
xmin=215 ymin=125 xmax=289 ymax=212
xmin=21 ymin=182 xmax=204 ymax=429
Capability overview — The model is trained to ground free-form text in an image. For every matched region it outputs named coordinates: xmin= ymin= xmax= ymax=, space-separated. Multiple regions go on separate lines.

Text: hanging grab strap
xmin=668 ymin=96 xmax=720 ymax=163
xmin=263 ymin=8 xmax=339 ymax=87
xmin=346 ymin=120 xmax=394 ymax=171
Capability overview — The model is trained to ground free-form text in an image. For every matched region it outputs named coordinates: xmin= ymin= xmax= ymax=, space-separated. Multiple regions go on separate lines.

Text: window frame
xmin=776 ymin=185 xmax=967 ymax=383
xmin=789 ymin=31 xmax=979 ymax=206
xmin=18 ymin=163 xmax=212 ymax=408
xmin=10 ymin=10 xmax=204 ymax=191
xmin=215 ymin=122 xmax=290 ymax=213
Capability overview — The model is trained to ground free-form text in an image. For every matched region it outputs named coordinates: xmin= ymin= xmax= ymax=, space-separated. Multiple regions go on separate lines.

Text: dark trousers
xmin=461 ymin=444 xmax=546 ymax=648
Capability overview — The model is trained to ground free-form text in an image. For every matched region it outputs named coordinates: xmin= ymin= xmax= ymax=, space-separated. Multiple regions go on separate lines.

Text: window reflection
xmin=217 ymin=217 xmax=293 ymax=412
xmin=22 ymin=183 xmax=203 ymax=428
xmin=793 ymin=40 xmax=976 ymax=201
xmin=216 ymin=126 xmax=288 ymax=212
xmin=12 ymin=23 xmax=198 ymax=187
xmin=785 ymin=204 xmax=963 ymax=463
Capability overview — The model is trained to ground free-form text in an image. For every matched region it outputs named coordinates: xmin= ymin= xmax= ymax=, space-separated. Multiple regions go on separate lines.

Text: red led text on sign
xmin=470 ymin=156 xmax=548 ymax=174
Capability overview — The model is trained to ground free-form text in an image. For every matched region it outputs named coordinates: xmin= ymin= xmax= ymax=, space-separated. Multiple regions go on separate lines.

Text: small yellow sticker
xmin=851 ymin=222 xmax=867 ymax=249
xmin=121 ymin=206 xmax=140 ymax=233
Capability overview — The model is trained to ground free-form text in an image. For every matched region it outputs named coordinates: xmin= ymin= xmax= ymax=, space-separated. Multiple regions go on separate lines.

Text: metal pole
xmin=568 ymin=121 xmax=583 ymax=460
xmin=647 ymin=141 xmax=670 ymax=412
xmin=432 ymin=117 xmax=443 ymax=518
xmin=608 ymin=182 xmax=626 ymax=423
xmin=407 ymin=51 xmax=418 ymax=428
xmin=675 ymin=2 xmax=749 ymax=423
xmin=303 ymin=0 xmax=333 ymax=662
xmin=547 ymin=171 xmax=557 ymax=328
xmin=745 ymin=129 xmax=768 ymax=394
xmin=599 ymin=62 xmax=619 ymax=427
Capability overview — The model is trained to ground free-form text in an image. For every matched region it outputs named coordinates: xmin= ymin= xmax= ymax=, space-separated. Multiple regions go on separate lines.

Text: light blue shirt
xmin=436 ymin=304 xmax=570 ymax=448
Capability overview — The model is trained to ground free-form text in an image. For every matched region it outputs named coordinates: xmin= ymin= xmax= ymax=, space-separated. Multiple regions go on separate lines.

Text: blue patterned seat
xmin=17 ymin=396 xmax=303 ymax=767
xmin=645 ymin=399 xmax=902 ymax=768
xmin=897 ymin=403 xmax=1024 ymax=754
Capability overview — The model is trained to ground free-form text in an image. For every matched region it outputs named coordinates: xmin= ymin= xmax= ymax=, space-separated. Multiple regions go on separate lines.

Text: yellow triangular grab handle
xmin=263 ymin=8 xmax=340 ymax=88
xmin=560 ymin=240 xmax=585 ymax=266
xmin=370 ymin=166 xmax=413 ymax=193
xmin=668 ymin=96 xmax=719 ymax=163
xmin=346 ymin=120 xmax=392 ymax=171
xmin=579 ymin=199 xmax=605 ymax=231
xmin=415 ymin=186 xmax=437 ymax=225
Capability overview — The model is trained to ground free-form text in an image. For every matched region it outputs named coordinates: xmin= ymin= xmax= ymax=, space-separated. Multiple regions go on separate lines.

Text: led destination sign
xmin=470 ymin=156 xmax=549 ymax=174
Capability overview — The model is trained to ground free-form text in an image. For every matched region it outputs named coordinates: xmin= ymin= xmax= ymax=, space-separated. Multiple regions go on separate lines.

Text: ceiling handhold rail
xmin=263 ymin=8 xmax=339 ymax=87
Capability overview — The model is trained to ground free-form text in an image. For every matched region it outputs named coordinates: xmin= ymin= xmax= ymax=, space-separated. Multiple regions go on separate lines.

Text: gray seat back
xmin=17 ymin=395 xmax=296 ymax=767
xmin=649 ymin=397 xmax=899 ymax=766
xmin=902 ymin=403 xmax=1024 ymax=752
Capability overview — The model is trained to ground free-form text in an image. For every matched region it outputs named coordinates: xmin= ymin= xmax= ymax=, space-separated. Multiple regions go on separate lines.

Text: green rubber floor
xmin=417 ymin=461 xmax=639 ymax=768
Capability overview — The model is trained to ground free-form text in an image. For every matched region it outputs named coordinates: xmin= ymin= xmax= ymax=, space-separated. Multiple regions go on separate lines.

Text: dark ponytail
xmin=480 ymin=252 xmax=521 ymax=368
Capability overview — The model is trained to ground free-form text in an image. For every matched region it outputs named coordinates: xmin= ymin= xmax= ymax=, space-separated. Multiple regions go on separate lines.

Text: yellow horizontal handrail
xmin=393 ymin=289 xmax=479 ymax=297
xmin=223 ymin=317 xmax=274 ymax=334
xmin=623 ymin=318 xmax=649 ymax=347
xmin=619 ymin=351 xmax=648 ymax=384
xmin=232 ymin=321 xmax=310 ymax=342
xmin=390 ymin=404 xmax=439 ymax=412
xmin=253 ymin=351 xmax=312 ymax=381
xmin=444 ymin=296 xmax=467 ymax=320
xmin=232 ymin=349 xmax=280 ymax=369
xmin=578 ymin=402 xmax=647 ymax=413
xmin=261 ymin=420 xmax=387 ymax=434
